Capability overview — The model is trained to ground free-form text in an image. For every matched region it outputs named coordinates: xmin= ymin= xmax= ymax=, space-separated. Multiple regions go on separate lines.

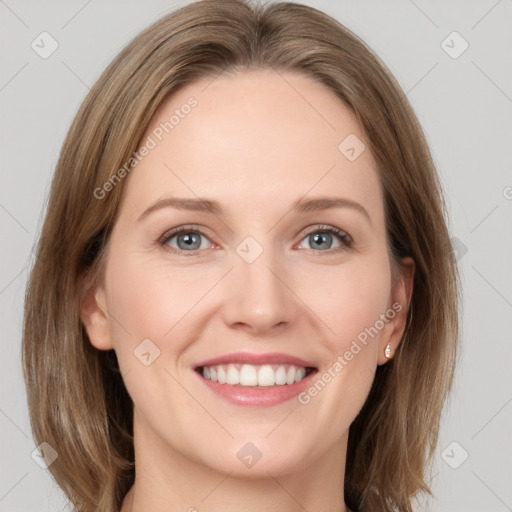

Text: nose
xmin=220 ymin=242 xmax=298 ymax=336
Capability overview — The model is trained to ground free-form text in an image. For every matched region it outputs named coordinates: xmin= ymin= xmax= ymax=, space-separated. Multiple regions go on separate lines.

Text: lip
xmin=194 ymin=351 xmax=318 ymax=408
xmin=195 ymin=372 xmax=317 ymax=407
xmin=194 ymin=351 xmax=316 ymax=368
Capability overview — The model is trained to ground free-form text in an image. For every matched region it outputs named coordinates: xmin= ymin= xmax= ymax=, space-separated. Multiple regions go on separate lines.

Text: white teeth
xmin=217 ymin=366 xmax=227 ymax=384
xmin=275 ymin=366 xmax=287 ymax=385
xmin=226 ymin=364 xmax=239 ymax=385
xmin=294 ymin=367 xmax=306 ymax=382
xmin=240 ymin=364 xmax=258 ymax=386
xmin=286 ymin=365 xmax=296 ymax=385
xmin=258 ymin=365 xmax=275 ymax=386
xmin=200 ymin=363 xmax=311 ymax=387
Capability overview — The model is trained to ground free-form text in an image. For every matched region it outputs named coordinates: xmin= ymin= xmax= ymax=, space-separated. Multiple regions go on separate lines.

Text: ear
xmin=377 ymin=256 xmax=415 ymax=365
xmin=79 ymin=272 xmax=114 ymax=351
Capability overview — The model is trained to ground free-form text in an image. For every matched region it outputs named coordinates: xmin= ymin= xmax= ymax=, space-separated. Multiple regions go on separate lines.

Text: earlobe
xmin=378 ymin=257 xmax=415 ymax=365
xmin=79 ymin=275 xmax=114 ymax=351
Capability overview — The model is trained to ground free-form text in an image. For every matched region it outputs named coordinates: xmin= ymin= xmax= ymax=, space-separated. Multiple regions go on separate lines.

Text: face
xmin=82 ymin=68 xmax=413 ymax=479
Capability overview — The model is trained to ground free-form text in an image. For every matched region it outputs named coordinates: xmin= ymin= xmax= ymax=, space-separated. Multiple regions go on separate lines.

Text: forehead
xmin=118 ymin=67 xmax=383 ymax=223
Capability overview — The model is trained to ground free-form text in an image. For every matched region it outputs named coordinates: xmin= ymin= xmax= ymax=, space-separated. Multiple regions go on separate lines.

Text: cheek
xmin=310 ymin=255 xmax=392 ymax=346
xmin=107 ymin=266 xmax=169 ymax=339
xmin=102 ymin=254 xmax=199 ymax=411
xmin=295 ymin=260 xmax=391 ymax=423
xmin=103 ymin=250 xmax=196 ymax=364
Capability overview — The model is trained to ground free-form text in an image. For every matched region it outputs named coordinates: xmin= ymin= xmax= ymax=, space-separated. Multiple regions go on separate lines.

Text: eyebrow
xmin=137 ymin=196 xmax=371 ymax=224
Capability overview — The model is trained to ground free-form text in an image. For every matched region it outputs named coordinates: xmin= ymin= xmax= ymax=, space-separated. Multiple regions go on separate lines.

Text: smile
xmin=197 ymin=363 xmax=314 ymax=387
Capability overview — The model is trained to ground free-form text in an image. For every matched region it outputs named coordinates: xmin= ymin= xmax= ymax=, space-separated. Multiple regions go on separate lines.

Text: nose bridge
xmin=224 ymin=234 xmax=294 ymax=331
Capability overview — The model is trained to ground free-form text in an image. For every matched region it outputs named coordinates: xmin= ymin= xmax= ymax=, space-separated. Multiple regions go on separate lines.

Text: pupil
xmin=179 ymin=233 xmax=199 ymax=249
xmin=312 ymin=232 xmax=331 ymax=250
xmin=176 ymin=231 xmax=334 ymax=251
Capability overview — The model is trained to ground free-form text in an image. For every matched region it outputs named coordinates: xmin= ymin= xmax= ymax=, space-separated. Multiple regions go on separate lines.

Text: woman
xmin=22 ymin=0 xmax=460 ymax=511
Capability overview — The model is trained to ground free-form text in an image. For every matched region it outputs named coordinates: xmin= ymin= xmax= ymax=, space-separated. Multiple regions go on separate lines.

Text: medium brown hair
xmin=22 ymin=1 xmax=460 ymax=510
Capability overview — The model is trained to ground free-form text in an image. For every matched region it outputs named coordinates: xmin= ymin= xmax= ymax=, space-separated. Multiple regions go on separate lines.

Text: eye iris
xmin=169 ymin=228 xmax=343 ymax=252
xmin=177 ymin=232 xmax=201 ymax=250
xmin=310 ymin=232 xmax=332 ymax=250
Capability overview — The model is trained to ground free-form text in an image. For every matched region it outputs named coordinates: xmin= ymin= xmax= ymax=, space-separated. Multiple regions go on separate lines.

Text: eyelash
xmin=158 ymin=224 xmax=353 ymax=256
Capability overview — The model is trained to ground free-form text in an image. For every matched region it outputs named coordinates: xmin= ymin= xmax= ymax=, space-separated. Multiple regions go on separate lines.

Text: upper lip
xmin=195 ymin=352 xmax=317 ymax=369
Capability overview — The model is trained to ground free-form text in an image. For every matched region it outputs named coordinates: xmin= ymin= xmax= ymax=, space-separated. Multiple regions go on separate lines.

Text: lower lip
xmin=195 ymin=369 xmax=317 ymax=407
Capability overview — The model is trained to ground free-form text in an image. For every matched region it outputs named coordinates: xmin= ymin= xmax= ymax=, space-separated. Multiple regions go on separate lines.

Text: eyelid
xmin=295 ymin=223 xmax=351 ymax=243
xmin=158 ymin=224 xmax=216 ymax=254
xmin=159 ymin=224 xmax=206 ymax=243
xmin=159 ymin=223 xmax=353 ymax=255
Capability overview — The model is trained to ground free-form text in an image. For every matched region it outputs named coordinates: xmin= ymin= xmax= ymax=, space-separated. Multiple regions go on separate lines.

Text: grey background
xmin=1 ymin=0 xmax=511 ymax=511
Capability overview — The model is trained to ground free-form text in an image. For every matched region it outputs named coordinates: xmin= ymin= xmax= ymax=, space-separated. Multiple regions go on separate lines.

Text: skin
xmin=81 ymin=68 xmax=414 ymax=512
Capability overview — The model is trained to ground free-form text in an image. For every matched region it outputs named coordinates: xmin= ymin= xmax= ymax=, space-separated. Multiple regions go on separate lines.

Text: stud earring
xmin=385 ymin=343 xmax=392 ymax=359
